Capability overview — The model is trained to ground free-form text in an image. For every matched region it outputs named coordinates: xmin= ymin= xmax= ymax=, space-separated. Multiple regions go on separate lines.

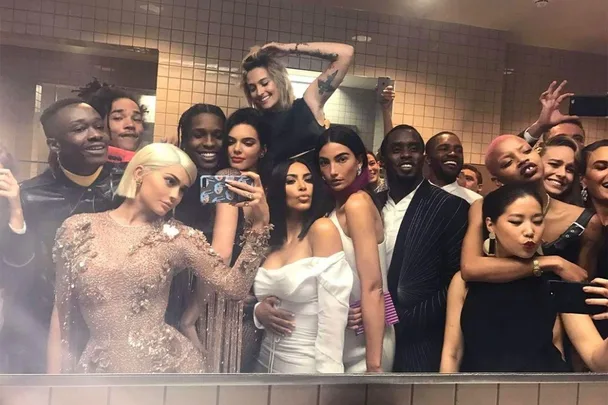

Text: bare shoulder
xmin=344 ymin=191 xmax=375 ymax=215
xmin=309 ymin=217 xmax=343 ymax=257
xmin=585 ymin=213 xmax=603 ymax=239
xmin=310 ymin=217 xmax=340 ymax=239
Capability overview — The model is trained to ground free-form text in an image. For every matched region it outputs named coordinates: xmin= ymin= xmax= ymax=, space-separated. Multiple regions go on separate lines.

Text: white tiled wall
xmin=2 ymin=382 xmax=608 ymax=405
xmin=0 ymin=0 xmax=604 ymax=167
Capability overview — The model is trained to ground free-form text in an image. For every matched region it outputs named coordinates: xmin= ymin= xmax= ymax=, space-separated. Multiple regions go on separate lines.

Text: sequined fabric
xmin=52 ymin=211 xmax=270 ymax=373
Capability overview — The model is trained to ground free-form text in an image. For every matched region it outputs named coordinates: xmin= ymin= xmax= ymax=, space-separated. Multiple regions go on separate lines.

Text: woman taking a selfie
xmin=180 ymin=107 xmax=270 ymax=372
xmin=253 ymin=159 xmax=352 ymax=373
xmin=48 ymin=143 xmax=271 ymax=373
xmin=315 ymin=126 xmax=395 ymax=373
xmin=460 ymin=135 xmax=601 ymax=285
xmin=241 ymin=41 xmax=354 ymax=163
xmin=441 ymin=184 xmax=608 ymax=372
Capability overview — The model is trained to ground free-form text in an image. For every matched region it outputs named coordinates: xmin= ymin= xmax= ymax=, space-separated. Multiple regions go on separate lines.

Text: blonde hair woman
xmin=241 ymin=41 xmax=354 ymax=163
xmin=47 ymin=143 xmax=271 ymax=373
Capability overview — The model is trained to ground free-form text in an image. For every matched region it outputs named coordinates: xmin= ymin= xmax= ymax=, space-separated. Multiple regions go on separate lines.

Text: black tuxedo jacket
xmin=383 ymin=180 xmax=469 ymax=372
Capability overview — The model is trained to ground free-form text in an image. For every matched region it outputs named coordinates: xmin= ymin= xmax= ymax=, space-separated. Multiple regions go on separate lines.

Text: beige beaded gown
xmin=52 ymin=212 xmax=270 ymax=373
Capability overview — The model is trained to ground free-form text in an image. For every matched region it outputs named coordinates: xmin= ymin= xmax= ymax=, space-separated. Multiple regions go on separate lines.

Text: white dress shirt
xmin=441 ymin=181 xmax=482 ymax=204
xmin=382 ymin=182 xmax=422 ymax=268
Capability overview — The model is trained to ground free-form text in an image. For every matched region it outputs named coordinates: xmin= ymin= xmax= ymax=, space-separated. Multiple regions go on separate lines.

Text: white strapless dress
xmin=329 ymin=211 xmax=396 ymax=372
xmin=253 ymin=252 xmax=353 ymax=373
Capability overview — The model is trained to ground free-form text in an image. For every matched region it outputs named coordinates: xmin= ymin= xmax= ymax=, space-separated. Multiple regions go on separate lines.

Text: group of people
xmin=2 ymin=41 xmax=608 ymax=375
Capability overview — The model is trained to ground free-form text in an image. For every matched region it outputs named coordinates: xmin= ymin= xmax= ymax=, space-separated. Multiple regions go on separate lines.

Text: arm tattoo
xmin=294 ymin=42 xmax=309 ymax=54
xmin=318 ymin=70 xmax=339 ymax=95
xmin=303 ymin=48 xmax=339 ymax=62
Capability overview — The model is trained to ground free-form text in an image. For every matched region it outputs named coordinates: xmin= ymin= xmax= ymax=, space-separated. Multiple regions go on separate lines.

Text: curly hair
xmin=76 ymin=78 xmax=148 ymax=126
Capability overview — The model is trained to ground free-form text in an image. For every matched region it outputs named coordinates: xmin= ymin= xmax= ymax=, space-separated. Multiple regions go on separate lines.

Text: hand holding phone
xmin=547 ymin=280 xmax=606 ymax=317
xmin=377 ymin=77 xmax=395 ymax=107
xmin=200 ymin=175 xmax=254 ymax=204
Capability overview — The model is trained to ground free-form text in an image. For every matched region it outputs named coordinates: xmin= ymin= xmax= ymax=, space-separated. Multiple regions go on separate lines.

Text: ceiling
xmin=311 ymin=0 xmax=608 ymax=55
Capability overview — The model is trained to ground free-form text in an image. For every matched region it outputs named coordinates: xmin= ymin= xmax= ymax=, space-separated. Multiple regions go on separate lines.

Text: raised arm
xmin=561 ymin=313 xmax=608 ymax=372
xmin=211 ymin=202 xmax=240 ymax=264
xmin=345 ymin=193 xmax=385 ymax=372
xmin=460 ymin=199 xmax=587 ymax=283
xmin=379 ymin=85 xmax=395 ymax=136
xmin=0 ymin=169 xmax=34 ymax=268
xmin=440 ymin=272 xmax=466 ymax=373
xmin=519 ymin=80 xmax=579 ymax=146
xmin=175 ymin=223 xmax=270 ymax=300
xmin=259 ymin=42 xmax=353 ymax=124
xmin=176 ymin=172 xmax=271 ymax=299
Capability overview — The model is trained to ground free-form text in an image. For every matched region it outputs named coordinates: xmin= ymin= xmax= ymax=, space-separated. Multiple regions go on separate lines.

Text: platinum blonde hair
xmin=240 ymin=46 xmax=295 ymax=111
xmin=115 ymin=143 xmax=197 ymax=199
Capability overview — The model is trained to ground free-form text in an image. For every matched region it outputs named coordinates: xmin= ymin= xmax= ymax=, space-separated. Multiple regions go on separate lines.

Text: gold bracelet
xmin=532 ymin=259 xmax=542 ymax=277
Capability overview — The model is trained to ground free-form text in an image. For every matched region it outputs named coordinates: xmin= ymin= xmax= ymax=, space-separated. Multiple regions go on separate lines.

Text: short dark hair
xmin=462 ymin=163 xmax=483 ymax=185
xmin=266 ymin=159 xmax=329 ymax=250
xmin=543 ymin=118 xmax=585 ymax=141
xmin=483 ymin=183 xmax=543 ymax=224
xmin=380 ymin=124 xmax=425 ymax=158
xmin=425 ymin=131 xmax=459 ymax=155
xmin=177 ymin=103 xmax=227 ymax=149
xmin=40 ymin=98 xmax=85 ymax=138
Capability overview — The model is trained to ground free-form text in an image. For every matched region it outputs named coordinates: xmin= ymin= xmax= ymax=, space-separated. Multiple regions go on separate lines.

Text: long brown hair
xmin=240 ymin=47 xmax=295 ymax=111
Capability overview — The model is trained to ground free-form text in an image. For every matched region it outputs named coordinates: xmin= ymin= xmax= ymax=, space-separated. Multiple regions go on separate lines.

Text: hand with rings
xmin=225 ymin=172 xmax=270 ymax=227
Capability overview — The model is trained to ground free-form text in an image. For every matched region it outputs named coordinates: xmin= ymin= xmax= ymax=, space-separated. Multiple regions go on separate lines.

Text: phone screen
xmin=199 ymin=175 xmax=254 ymax=204
xmin=569 ymin=95 xmax=608 ymax=117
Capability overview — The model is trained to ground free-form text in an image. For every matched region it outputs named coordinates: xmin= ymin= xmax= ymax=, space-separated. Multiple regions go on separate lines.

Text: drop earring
xmin=357 ymin=165 xmax=362 ymax=176
xmin=483 ymin=232 xmax=496 ymax=256
xmin=135 ymin=178 xmax=142 ymax=190
xmin=581 ymin=186 xmax=588 ymax=202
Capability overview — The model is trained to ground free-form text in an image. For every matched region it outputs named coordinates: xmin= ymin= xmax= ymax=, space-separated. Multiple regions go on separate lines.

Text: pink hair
xmin=484 ymin=134 xmax=521 ymax=171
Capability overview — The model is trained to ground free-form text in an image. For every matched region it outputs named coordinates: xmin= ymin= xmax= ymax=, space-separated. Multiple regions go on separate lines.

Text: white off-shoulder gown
xmin=253 ymin=252 xmax=353 ymax=373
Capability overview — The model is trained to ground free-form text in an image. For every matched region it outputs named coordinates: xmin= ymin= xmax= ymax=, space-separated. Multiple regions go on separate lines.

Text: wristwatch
xmin=532 ymin=259 xmax=542 ymax=277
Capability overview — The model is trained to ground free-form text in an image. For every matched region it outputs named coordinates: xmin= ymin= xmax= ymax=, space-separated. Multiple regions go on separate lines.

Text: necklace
xmin=543 ymin=194 xmax=552 ymax=215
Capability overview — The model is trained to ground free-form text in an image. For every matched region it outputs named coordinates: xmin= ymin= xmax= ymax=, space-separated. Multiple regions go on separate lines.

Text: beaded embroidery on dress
xmin=52 ymin=212 xmax=270 ymax=373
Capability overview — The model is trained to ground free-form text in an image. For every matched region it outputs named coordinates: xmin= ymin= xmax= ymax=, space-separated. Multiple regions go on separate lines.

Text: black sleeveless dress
xmin=460 ymin=274 xmax=569 ymax=372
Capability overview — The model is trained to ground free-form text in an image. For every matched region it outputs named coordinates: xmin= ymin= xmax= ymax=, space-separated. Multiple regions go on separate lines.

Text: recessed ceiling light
xmin=351 ymin=35 xmax=372 ymax=43
xmin=534 ymin=0 xmax=549 ymax=8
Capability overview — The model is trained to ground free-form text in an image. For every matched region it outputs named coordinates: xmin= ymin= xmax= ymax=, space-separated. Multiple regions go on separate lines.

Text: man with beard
xmin=2 ymin=98 xmax=116 ymax=373
xmin=425 ymin=131 xmax=482 ymax=204
xmin=379 ymin=125 xmax=469 ymax=372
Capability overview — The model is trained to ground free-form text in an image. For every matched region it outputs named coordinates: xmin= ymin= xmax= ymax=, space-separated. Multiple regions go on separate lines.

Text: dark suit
xmin=384 ymin=180 xmax=469 ymax=372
